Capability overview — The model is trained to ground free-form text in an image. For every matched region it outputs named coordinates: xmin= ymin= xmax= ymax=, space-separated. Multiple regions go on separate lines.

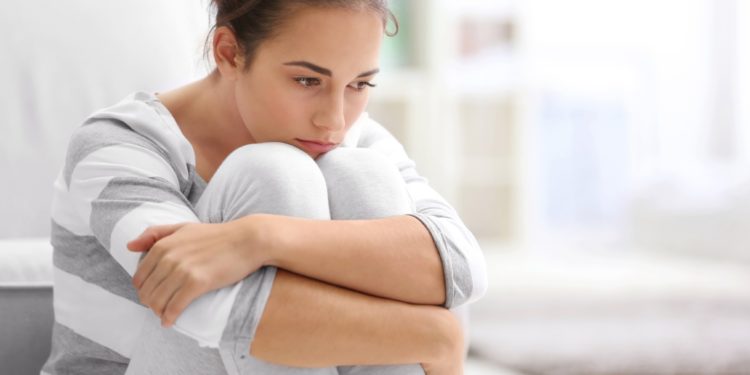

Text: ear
xmin=213 ymin=26 xmax=245 ymax=80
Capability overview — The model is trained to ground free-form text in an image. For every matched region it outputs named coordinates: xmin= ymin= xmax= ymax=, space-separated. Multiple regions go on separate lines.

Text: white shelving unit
xmin=368 ymin=0 xmax=521 ymax=244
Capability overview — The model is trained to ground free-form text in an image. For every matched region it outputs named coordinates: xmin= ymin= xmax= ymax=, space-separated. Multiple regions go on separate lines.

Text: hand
xmin=127 ymin=219 xmax=270 ymax=327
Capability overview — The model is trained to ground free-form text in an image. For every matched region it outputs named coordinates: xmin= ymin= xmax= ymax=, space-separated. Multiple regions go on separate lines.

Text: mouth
xmin=295 ymin=139 xmax=339 ymax=155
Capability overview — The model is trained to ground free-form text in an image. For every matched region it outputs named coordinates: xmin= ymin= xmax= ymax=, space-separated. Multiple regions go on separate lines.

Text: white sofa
xmin=0 ymin=240 xmax=54 ymax=374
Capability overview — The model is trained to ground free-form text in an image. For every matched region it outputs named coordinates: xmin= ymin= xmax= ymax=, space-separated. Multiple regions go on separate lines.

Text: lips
xmin=296 ymin=139 xmax=338 ymax=154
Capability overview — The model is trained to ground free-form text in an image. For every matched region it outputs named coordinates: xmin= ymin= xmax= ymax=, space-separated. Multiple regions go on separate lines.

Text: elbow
xmin=412 ymin=212 xmax=488 ymax=307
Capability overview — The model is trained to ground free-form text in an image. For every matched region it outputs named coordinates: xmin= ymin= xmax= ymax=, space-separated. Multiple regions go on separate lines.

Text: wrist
xmin=231 ymin=214 xmax=280 ymax=268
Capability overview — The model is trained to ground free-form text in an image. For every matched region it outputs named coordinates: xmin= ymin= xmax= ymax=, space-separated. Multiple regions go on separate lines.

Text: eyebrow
xmin=283 ymin=61 xmax=380 ymax=78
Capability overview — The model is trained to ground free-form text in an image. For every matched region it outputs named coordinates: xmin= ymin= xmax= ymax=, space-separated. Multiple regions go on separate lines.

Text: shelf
xmin=457 ymin=183 xmax=515 ymax=240
xmin=370 ymin=1 xmax=522 ymax=242
xmin=459 ymin=156 xmax=516 ymax=186
xmin=442 ymin=0 xmax=517 ymax=20
xmin=369 ymin=69 xmax=428 ymax=101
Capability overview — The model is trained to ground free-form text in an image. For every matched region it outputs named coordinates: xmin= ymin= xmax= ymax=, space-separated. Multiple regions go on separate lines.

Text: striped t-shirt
xmin=43 ymin=91 xmax=487 ymax=374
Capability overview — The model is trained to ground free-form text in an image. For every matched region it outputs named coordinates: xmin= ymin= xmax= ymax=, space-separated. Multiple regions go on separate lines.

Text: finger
xmin=126 ymin=234 xmax=153 ymax=252
xmin=127 ymin=223 xmax=187 ymax=252
xmin=161 ymin=278 xmax=206 ymax=327
xmin=136 ymin=257 xmax=175 ymax=303
xmin=132 ymin=249 xmax=162 ymax=289
xmin=148 ymin=268 xmax=187 ymax=319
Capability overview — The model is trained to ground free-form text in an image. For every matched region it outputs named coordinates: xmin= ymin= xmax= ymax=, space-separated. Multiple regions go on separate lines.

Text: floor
xmin=464 ymin=242 xmax=750 ymax=374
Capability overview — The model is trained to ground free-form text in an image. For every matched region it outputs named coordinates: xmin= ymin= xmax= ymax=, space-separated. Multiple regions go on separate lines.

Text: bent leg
xmin=317 ymin=148 xmax=457 ymax=375
xmin=128 ymin=143 xmax=335 ymax=374
xmin=318 ymin=148 xmax=471 ymax=350
xmin=128 ymin=144 xmax=465 ymax=374
xmin=228 ymin=147 xmax=463 ymax=373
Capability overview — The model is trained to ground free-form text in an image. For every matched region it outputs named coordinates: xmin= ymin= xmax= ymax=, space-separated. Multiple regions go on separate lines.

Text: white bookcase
xmin=368 ymin=0 xmax=521 ymax=243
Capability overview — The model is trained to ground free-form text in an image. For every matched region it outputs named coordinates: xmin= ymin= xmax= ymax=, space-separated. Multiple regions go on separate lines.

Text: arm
xmin=64 ymin=120 xmax=259 ymax=350
xmin=127 ymin=221 xmax=464 ymax=372
xmin=250 ymin=116 xmax=488 ymax=308
xmin=246 ymin=214 xmax=447 ymax=306
xmin=250 ymin=268 xmax=464 ymax=373
xmin=71 ymin=120 xmax=461 ymax=370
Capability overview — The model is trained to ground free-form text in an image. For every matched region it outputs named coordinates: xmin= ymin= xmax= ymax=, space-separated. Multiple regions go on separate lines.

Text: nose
xmin=312 ymin=91 xmax=346 ymax=132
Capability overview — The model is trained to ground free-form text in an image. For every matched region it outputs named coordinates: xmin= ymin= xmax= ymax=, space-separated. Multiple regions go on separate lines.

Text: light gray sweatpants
xmin=125 ymin=143 xmax=467 ymax=374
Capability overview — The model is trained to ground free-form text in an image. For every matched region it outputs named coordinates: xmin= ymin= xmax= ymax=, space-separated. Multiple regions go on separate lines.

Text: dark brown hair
xmin=206 ymin=0 xmax=399 ymax=70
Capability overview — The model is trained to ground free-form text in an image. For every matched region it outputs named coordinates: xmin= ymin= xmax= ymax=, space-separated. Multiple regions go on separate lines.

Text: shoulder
xmin=67 ymin=118 xmax=166 ymax=162
xmin=63 ymin=92 xmax=194 ymax=186
xmin=348 ymin=113 xmax=409 ymax=162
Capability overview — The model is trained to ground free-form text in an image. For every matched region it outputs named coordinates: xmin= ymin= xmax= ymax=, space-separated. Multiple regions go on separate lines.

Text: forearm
xmin=251 ymin=268 xmax=461 ymax=367
xmin=241 ymin=214 xmax=447 ymax=306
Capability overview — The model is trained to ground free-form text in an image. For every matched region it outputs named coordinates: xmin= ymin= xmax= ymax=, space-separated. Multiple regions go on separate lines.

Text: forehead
xmin=255 ymin=6 xmax=384 ymax=73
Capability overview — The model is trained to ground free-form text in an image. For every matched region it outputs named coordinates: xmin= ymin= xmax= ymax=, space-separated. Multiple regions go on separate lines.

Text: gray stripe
xmin=185 ymin=163 xmax=207 ymax=205
xmin=408 ymin=213 xmax=473 ymax=308
xmin=90 ymin=176 xmax=197 ymax=250
xmin=63 ymin=119 xmax=173 ymax=189
xmin=51 ymin=219 xmax=140 ymax=304
xmin=219 ymin=267 xmax=278 ymax=361
xmin=41 ymin=321 xmax=128 ymax=375
xmin=444 ymin=232 xmax=472 ymax=306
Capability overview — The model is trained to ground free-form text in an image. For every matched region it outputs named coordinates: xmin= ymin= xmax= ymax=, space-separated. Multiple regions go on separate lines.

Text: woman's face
xmin=232 ymin=6 xmax=384 ymax=159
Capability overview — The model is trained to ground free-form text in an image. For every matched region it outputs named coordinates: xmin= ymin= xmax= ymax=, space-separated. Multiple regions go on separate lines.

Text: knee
xmin=218 ymin=142 xmax=324 ymax=190
xmin=316 ymin=148 xmax=400 ymax=187
xmin=223 ymin=142 xmax=312 ymax=172
xmin=317 ymin=148 xmax=412 ymax=219
xmin=209 ymin=142 xmax=330 ymax=219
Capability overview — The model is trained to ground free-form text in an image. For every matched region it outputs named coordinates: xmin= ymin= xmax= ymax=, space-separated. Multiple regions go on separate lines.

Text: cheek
xmin=345 ymin=93 xmax=370 ymax=125
xmin=239 ymin=79 xmax=302 ymax=127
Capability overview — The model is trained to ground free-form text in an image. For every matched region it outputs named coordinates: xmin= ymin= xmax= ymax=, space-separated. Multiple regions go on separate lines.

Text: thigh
xmin=126 ymin=314 xmax=226 ymax=375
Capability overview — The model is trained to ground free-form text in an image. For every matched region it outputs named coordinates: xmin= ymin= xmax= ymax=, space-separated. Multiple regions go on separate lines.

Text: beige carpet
xmin=467 ymin=246 xmax=750 ymax=375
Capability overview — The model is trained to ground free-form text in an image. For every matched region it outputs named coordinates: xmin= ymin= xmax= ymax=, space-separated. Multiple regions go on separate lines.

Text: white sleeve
xmin=61 ymin=122 xmax=257 ymax=352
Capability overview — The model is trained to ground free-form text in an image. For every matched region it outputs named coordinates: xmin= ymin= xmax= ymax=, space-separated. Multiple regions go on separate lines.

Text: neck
xmin=160 ymin=70 xmax=254 ymax=152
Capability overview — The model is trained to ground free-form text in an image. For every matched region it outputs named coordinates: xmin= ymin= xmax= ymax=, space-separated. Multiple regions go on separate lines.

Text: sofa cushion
xmin=0 ymin=239 xmax=54 ymax=375
xmin=0 ymin=239 xmax=53 ymax=287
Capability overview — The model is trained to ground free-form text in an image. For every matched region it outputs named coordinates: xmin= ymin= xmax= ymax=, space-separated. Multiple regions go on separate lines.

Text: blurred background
xmin=369 ymin=0 xmax=750 ymax=374
xmin=2 ymin=0 xmax=750 ymax=374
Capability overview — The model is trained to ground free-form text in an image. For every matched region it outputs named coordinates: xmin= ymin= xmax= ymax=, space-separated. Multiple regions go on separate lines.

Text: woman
xmin=44 ymin=0 xmax=487 ymax=374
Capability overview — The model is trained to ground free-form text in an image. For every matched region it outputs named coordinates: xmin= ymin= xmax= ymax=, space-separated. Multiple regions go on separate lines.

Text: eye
xmin=349 ymin=81 xmax=377 ymax=91
xmin=294 ymin=77 xmax=321 ymax=88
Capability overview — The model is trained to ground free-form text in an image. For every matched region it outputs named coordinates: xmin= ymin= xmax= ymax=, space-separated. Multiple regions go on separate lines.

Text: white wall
xmin=0 ymin=1 xmax=210 ymax=238
xmin=739 ymin=0 xmax=750 ymax=163
xmin=516 ymin=0 xmax=749 ymax=255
